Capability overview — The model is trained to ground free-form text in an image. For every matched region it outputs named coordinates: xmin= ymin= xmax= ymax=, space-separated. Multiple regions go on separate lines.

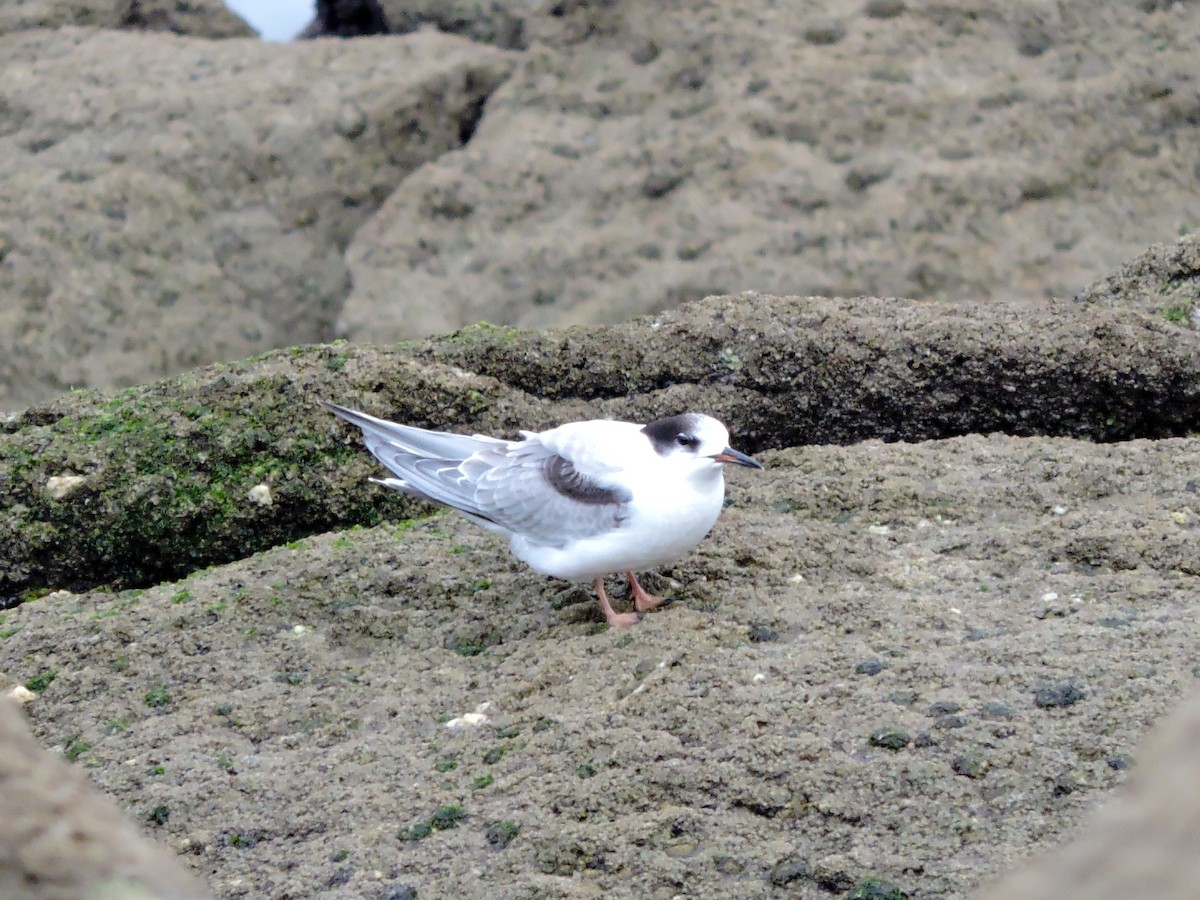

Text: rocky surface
xmin=3 ymin=1 xmax=1200 ymax=409
xmin=0 ymin=0 xmax=254 ymax=38
xmin=977 ymin=690 xmax=1200 ymax=899
xmin=3 ymin=1 xmax=1200 ymax=897
xmin=1 ymin=427 xmax=1197 ymax=898
xmin=0 ymin=27 xmax=513 ymax=410
xmin=0 ymin=697 xmax=213 ymax=900
xmin=1 ymin=235 xmax=1199 ymax=897
xmin=339 ymin=0 xmax=1200 ymax=340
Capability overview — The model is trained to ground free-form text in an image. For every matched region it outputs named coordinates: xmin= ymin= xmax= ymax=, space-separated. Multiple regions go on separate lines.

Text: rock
xmin=952 ymin=755 xmax=988 ymax=778
xmin=0 ymin=28 xmax=514 ymax=409
xmin=927 ymin=700 xmax=962 ymax=716
xmin=768 ymin=857 xmax=813 ymax=885
xmin=0 ymin=698 xmax=212 ymax=899
xmin=1034 ymin=683 xmax=1087 ymax=709
xmin=379 ymin=0 xmax=530 ymax=49
xmin=0 ymin=0 xmax=254 ymax=38
xmin=747 ymin=623 xmax=780 ymax=643
xmin=1075 ymin=230 xmax=1200 ymax=319
xmin=847 ymin=880 xmax=908 ymax=900
xmin=863 ymin=0 xmax=906 ymax=19
xmin=338 ymin=2 xmax=1200 ymax=344
xmin=298 ymin=0 xmax=392 ymax=38
xmin=803 ymin=19 xmax=847 ymax=45
xmin=44 ymin=473 xmax=86 ymax=499
xmin=974 ymin=691 xmax=1200 ymax=900
xmin=980 ymin=702 xmax=1015 ymax=720
xmin=869 ymin=728 xmax=910 ymax=751
xmin=4 ymin=0 xmax=1199 ymax=424
xmin=0 ymin=283 xmax=1199 ymax=893
xmin=5 ymin=248 xmax=1200 ymax=603
xmin=0 ymin=10 xmax=1197 ymax=899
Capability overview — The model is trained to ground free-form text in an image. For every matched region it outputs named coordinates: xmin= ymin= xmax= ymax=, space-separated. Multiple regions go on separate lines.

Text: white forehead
xmin=691 ymin=414 xmax=731 ymax=449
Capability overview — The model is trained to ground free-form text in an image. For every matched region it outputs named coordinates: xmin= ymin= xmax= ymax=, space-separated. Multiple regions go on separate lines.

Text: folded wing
xmin=466 ymin=440 xmax=632 ymax=546
xmin=325 ymin=402 xmax=632 ymax=546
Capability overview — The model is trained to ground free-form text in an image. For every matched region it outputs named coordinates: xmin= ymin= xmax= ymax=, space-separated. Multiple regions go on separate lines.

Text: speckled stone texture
xmin=1 ymin=234 xmax=1198 ymax=897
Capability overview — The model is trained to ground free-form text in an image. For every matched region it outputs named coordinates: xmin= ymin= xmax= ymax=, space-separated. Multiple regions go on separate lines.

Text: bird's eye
xmin=676 ymin=434 xmax=699 ymax=449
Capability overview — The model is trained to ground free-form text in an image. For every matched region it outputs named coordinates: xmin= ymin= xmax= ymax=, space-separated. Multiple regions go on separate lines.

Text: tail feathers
xmin=368 ymin=475 xmax=506 ymax=533
xmin=325 ymin=401 xmax=510 ymax=534
xmin=323 ymin=401 xmax=503 ymax=461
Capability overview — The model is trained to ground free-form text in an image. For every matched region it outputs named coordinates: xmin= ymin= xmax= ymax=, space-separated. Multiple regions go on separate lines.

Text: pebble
xmin=768 ymin=858 xmax=813 ymax=886
xmin=247 ymin=483 xmax=273 ymax=506
xmin=7 ymin=685 xmax=36 ymax=704
xmin=747 ymin=624 xmax=780 ymax=643
xmin=1034 ymin=682 xmax=1086 ymax=709
xmin=952 ymin=755 xmax=987 ymax=778
xmin=46 ymin=473 xmax=87 ymax=499
xmin=868 ymin=728 xmax=910 ymax=751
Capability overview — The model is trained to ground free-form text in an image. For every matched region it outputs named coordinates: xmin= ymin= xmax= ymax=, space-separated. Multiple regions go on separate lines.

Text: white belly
xmin=510 ymin=474 xmax=726 ymax=581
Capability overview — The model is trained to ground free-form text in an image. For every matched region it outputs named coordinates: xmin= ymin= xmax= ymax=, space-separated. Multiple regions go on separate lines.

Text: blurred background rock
xmin=2 ymin=0 xmax=1197 ymax=409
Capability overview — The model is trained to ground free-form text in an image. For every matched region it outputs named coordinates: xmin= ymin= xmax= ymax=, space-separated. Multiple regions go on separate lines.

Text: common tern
xmin=324 ymin=402 xmax=762 ymax=626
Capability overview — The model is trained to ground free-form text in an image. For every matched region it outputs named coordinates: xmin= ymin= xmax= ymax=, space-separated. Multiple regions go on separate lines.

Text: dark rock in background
xmin=3 ymin=1 xmax=1200 ymax=410
xmin=339 ymin=1 xmax=1200 ymax=342
xmin=298 ymin=0 xmax=391 ymax=39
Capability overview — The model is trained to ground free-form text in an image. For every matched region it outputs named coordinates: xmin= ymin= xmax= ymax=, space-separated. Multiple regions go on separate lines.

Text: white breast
xmin=511 ymin=464 xmax=727 ymax=582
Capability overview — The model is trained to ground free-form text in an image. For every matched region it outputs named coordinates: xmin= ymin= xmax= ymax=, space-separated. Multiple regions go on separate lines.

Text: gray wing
xmin=464 ymin=441 xmax=632 ymax=547
xmin=325 ymin=402 xmax=630 ymax=545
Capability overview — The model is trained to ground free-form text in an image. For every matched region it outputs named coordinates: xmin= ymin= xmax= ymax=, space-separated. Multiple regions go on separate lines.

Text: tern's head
xmin=641 ymin=414 xmax=762 ymax=470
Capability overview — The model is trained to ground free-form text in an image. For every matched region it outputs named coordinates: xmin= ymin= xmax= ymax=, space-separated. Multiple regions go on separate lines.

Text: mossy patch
xmin=62 ymin=733 xmax=93 ymax=763
xmin=144 ymin=687 xmax=172 ymax=708
xmin=25 ymin=669 xmax=58 ymax=692
xmin=486 ymin=820 xmax=520 ymax=848
xmin=400 ymin=805 xmax=467 ymax=841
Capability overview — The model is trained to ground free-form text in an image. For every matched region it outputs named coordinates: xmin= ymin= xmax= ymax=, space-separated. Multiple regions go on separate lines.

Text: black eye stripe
xmin=642 ymin=414 xmax=706 ymax=457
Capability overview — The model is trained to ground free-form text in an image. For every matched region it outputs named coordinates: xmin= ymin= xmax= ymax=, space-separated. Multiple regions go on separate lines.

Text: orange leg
xmin=594 ymin=577 xmax=641 ymax=626
xmin=626 ymin=572 xmax=667 ymax=613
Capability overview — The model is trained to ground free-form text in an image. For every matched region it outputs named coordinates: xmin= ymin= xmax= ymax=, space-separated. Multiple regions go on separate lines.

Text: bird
xmin=323 ymin=402 xmax=762 ymax=626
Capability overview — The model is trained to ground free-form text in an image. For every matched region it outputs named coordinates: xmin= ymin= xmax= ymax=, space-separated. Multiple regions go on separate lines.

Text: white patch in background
xmin=224 ymin=0 xmax=313 ymax=42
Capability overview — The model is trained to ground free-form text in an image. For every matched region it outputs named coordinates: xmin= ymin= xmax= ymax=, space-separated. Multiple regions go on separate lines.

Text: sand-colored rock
xmin=0 ymin=27 xmax=514 ymax=410
xmin=3 ymin=233 xmax=1199 ymax=604
xmin=339 ymin=1 xmax=1200 ymax=340
xmin=1076 ymin=227 xmax=1200 ymax=319
xmin=2 ymin=3 xmax=1200 ymax=893
xmin=0 ymin=232 xmax=1198 ymax=896
xmin=4 ymin=0 xmax=1199 ymax=420
xmin=0 ymin=0 xmax=254 ymax=38
xmin=379 ymin=0 xmax=531 ymax=48
xmin=0 ymin=698 xmax=212 ymax=900
xmin=2 ymin=422 xmax=1198 ymax=897
xmin=975 ymin=690 xmax=1200 ymax=900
